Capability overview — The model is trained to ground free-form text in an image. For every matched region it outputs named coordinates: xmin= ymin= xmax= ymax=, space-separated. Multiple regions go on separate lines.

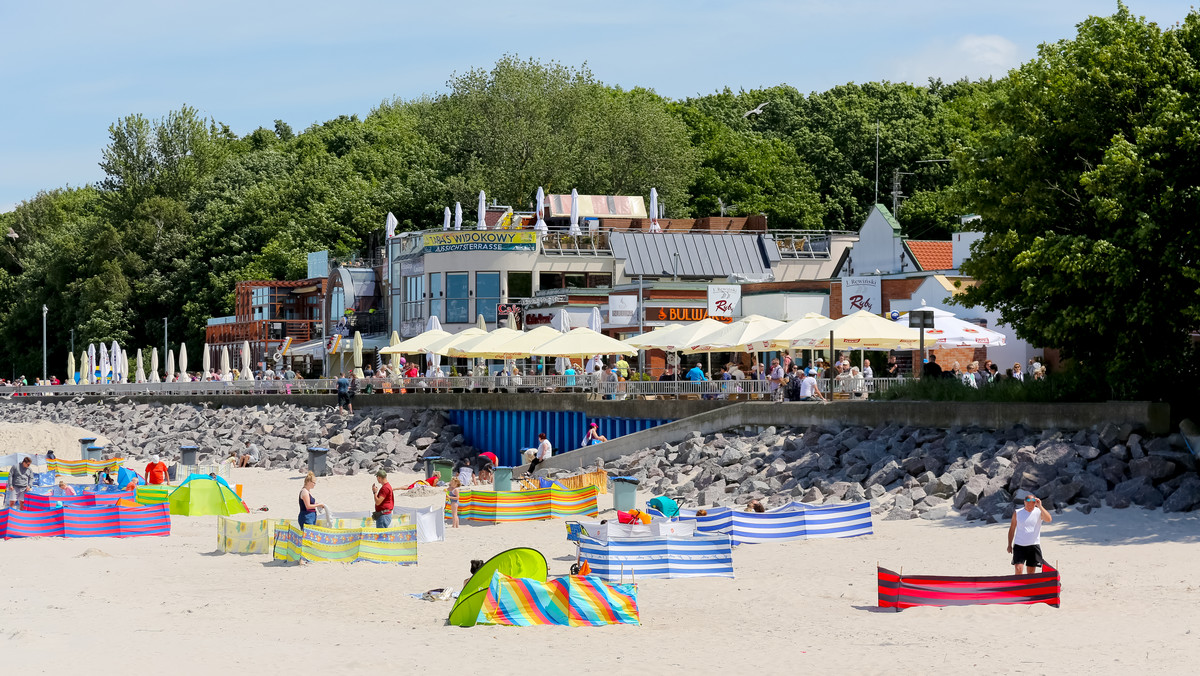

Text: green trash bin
xmin=612 ymin=476 xmax=638 ymax=512
xmin=432 ymin=459 xmax=455 ymax=483
xmin=493 ymin=467 xmax=513 ymax=491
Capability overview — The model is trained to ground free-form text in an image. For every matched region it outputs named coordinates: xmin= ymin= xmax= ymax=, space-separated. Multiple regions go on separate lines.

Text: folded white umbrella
xmin=569 ymin=188 xmax=581 ymax=236
xmin=179 ymin=343 xmax=188 ymax=379
xmin=166 ymin=349 xmax=176 ymax=383
xmin=534 ymin=186 xmax=547 ymax=233
xmin=150 ymin=348 xmax=160 ymax=383
xmin=477 ymin=190 xmax=487 ymax=230
xmin=135 ymin=349 xmax=146 ymax=384
xmin=240 ymin=341 xmax=254 ymax=380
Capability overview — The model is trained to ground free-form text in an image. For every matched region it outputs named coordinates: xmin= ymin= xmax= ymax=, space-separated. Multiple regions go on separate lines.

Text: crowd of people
xmin=922 ymin=354 xmax=1046 ymax=386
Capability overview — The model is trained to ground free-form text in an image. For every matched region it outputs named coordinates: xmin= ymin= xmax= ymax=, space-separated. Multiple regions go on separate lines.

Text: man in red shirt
xmin=145 ymin=455 xmax=169 ymax=485
xmin=371 ymin=469 xmax=394 ymax=528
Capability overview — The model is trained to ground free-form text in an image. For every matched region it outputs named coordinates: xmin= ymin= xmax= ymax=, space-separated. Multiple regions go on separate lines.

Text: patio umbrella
xmin=477 ymin=190 xmax=487 ymax=230
xmin=67 ymin=352 xmax=75 ymax=385
xmin=649 ymin=188 xmax=662 ymax=233
xmin=99 ymin=343 xmax=110 ymax=383
xmin=445 ymin=327 xmax=523 ymax=358
xmin=454 ymin=202 xmax=462 ymax=231
xmin=202 ymin=343 xmax=211 ymax=377
xmin=481 ymin=325 xmax=564 ymax=360
xmin=150 ymin=348 xmax=160 ymax=383
xmin=380 ymin=329 xmax=451 ymax=355
xmin=476 ymin=314 xmax=487 ymax=331
xmin=568 ymin=188 xmax=581 ymax=236
xmin=220 ymin=346 xmax=231 ymax=378
xmin=166 ymin=349 xmax=176 ymax=383
xmin=530 ymin=328 xmax=637 ymax=358
xmin=352 ymin=331 xmax=364 ymax=378
xmin=631 ymin=318 xmax=728 ymax=352
xmin=551 ymin=308 xmax=572 ymax=374
xmin=88 ymin=344 xmax=96 ymax=382
xmin=506 ymin=313 xmax=517 ymax=330
xmin=388 ymin=331 xmax=402 ymax=372
xmin=80 ymin=351 xmax=90 ymax=385
xmin=425 ymin=316 xmax=443 ymax=373
xmin=442 ymin=206 xmax=451 ymax=231
xmin=240 ymin=341 xmax=254 ymax=380
xmin=584 ymin=306 xmax=603 ymax=373
xmin=111 ymin=341 xmax=121 ymax=382
xmin=790 ymin=309 xmax=922 ymax=350
xmin=179 ymin=343 xmax=188 ymax=379
xmin=135 ymin=349 xmax=146 ymax=383
xmin=623 ymin=323 xmax=683 ymax=349
xmin=684 ymin=315 xmax=785 ymax=354
xmin=534 ymin=187 xmax=547 ymax=233
xmin=894 ymin=305 xmax=1007 ymax=347
xmin=424 ymin=327 xmax=488 ymax=357
xmin=745 ymin=313 xmax=831 ymax=352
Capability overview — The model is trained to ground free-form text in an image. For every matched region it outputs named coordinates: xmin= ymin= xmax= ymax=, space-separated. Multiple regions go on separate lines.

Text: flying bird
xmin=6 ymin=227 xmax=17 ymax=239
xmin=742 ymin=102 xmax=769 ymax=118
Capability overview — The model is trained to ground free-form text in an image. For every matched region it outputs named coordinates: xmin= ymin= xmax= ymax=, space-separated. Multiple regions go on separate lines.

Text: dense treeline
xmin=1 ymin=5 xmax=1197 ymax=402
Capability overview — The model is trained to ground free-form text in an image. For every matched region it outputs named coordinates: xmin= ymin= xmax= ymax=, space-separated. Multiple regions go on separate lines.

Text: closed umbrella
xmin=649 ymin=188 xmax=662 ymax=233
xmin=80 ymin=351 xmax=90 ymax=385
xmin=67 ymin=352 xmax=75 ymax=385
xmin=530 ymin=328 xmax=637 ymax=358
xmin=585 ymin=306 xmax=603 ymax=372
xmin=551 ymin=308 xmax=572 ymax=374
xmin=202 ymin=343 xmax=211 ymax=377
xmin=477 ymin=190 xmax=487 ymax=230
xmin=425 ymin=316 xmax=443 ymax=374
xmin=135 ymin=349 xmax=146 ymax=384
xmin=179 ymin=343 xmax=188 ymax=380
xmin=240 ymin=341 xmax=254 ymax=380
xmin=353 ymin=331 xmax=364 ymax=378
xmin=476 ymin=314 xmax=487 ymax=331
xmin=111 ymin=341 xmax=121 ymax=382
xmin=442 ymin=206 xmax=451 ymax=231
xmin=166 ymin=349 xmax=176 ymax=383
xmin=534 ymin=187 xmax=547 ymax=233
xmin=454 ymin=202 xmax=462 ymax=231
xmin=568 ymin=188 xmax=581 ymax=236
xmin=150 ymin=348 xmax=160 ymax=383
xmin=506 ymin=313 xmax=517 ymax=330
xmin=221 ymin=346 xmax=231 ymax=378
xmin=99 ymin=343 xmax=110 ymax=383
xmin=388 ymin=331 xmax=402 ymax=372
xmin=88 ymin=344 xmax=96 ymax=382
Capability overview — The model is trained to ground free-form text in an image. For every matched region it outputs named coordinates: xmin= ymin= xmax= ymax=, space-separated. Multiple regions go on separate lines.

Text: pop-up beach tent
xmin=168 ymin=474 xmax=247 ymax=516
xmin=449 ymin=547 xmax=548 ymax=627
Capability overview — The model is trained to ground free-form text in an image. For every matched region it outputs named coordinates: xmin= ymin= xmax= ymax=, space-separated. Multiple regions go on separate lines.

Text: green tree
xmin=954 ymin=4 xmax=1200 ymax=399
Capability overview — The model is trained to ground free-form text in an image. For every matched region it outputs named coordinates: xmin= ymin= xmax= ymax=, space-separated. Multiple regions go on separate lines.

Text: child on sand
xmin=448 ymin=477 xmax=462 ymax=528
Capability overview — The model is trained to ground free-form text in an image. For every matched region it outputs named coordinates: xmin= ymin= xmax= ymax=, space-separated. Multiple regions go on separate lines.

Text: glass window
xmin=539 ymin=272 xmax=562 ymax=291
xmin=429 ymin=273 xmax=442 ymax=321
xmin=508 ymin=271 xmax=532 ymax=301
xmin=403 ymin=275 xmax=424 ymax=321
xmin=391 ymin=293 xmax=401 ymax=334
xmin=589 ymin=273 xmax=612 ymax=288
xmin=446 ymin=273 xmax=469 ymax=323
xmin=476 ymin=272 xmax=500 ymax=324
xmin=564 ymin=273 xmax=586 ymax=289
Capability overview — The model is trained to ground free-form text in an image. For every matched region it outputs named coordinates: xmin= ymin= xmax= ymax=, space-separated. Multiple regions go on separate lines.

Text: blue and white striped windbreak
xmin=674 ymin=501 xmax=873 ymax=544
xmin=579 ymin=534 xmax=734 ymax=580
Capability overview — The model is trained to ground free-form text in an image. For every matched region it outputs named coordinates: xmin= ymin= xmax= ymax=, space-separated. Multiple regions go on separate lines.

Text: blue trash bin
xmin=612 ymin=476 xmax=638 ymax=512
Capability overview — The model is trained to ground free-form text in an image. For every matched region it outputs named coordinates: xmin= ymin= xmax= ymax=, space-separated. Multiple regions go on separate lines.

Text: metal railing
xmin=0 ymin=375 xmax=908 ymax=399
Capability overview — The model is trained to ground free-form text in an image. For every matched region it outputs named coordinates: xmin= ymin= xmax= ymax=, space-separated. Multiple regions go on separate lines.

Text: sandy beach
xmin=3 ymin=454 xmax=1198 ymax=675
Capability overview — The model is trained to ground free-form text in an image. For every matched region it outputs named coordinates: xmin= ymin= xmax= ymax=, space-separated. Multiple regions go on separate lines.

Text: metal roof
xmin=610 ymin=232 xmax=775 ymax=278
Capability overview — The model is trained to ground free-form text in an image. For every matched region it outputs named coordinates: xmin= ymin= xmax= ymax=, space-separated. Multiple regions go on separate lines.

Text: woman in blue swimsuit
xmin=298 ymin=472 xmax=325 ymax=530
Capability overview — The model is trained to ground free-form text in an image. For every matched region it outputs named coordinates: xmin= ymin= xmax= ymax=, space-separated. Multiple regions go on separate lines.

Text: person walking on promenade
xmin=1008 ymin=495 xmax=1053 ymax=574
xmin=335 ymin=372 xmax=351 ymax=413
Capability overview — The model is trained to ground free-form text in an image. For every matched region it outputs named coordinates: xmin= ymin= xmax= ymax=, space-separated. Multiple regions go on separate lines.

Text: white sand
xmin=0 ymin=422 xmax=108 ymax=461
xmin=3 ymin=461 xmax=1199 ymax=674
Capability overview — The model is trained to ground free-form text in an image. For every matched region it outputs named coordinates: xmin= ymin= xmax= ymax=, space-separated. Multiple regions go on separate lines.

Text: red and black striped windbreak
xmin=878 ymin=566 xmax=1060 ymax=610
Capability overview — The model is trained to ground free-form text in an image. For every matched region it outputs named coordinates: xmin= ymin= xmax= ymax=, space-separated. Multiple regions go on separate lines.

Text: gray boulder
xmin=1163 ymin=478 xmax=1200 ymax=513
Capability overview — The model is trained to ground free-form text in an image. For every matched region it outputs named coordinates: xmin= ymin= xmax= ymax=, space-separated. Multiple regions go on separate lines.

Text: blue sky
xmin=0 ymin=1 xmax=1185 ymax=211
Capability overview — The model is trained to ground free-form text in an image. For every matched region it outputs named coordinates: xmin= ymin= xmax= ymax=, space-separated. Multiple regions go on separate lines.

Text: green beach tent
xmin=448 ymin=547 xmax=548 ymax=627
xmin=168 ymin=474 xmax=248 ymax=516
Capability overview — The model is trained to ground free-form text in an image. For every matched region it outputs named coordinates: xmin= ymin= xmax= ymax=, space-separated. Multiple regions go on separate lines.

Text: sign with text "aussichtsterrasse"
xmin=422 ymin=231 xmax=538 ymax=253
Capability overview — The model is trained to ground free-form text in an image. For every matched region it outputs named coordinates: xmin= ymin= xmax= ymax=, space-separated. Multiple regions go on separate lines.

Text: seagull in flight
xmin=5 ymin=227 xmax=17 ymax=239
xmin=742 ymin=102 xmax=769 ymax=118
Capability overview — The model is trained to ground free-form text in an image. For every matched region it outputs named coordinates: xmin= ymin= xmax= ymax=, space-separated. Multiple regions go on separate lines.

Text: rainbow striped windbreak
xmin=878 ymin=565 xmax=1061 ymax=610
xmin=47 ymin=459 xmax=126 ymax=476
xmin=272 ymin=522 xmax=417 ymax=564
xmin=477 ymin=572 xmax=639 ymax=627
xmin=448 ymin=485 xmax=599 ymax=523
xmin=0 ymin=504 xmax=171 ymax=539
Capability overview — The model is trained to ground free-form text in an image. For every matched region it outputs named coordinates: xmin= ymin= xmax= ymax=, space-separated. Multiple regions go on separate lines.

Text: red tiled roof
xmin=905 ymin=240 xmax=954 ymax=271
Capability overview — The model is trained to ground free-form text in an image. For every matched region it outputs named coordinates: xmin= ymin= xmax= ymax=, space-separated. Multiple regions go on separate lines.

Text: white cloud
xmin=892 ymin=34 xmax=1024 ymax=83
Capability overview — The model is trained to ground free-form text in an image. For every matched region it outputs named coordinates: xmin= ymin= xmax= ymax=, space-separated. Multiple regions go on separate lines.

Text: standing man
xmin=4 ymin=456 xmax=33 ymax=509
xmin=145 ymin=455 xmax=169 ymax=485
xmin=615 ymin=356 xmax=630 ymax=380
xmin=1007 ymin=495 xmax=1053 ymax=574
xmin=768 ymin=358 xmax=786 ymax=402
xmin=336 ymin=372 xmax=351 ymax=413
xmin=685 ymin=362 xmax=707 ymax=382
xmin=371 ymin=469 xmax=394 ymax=528
xmin=862 ymin=359 xmax=874 ymax=380
xmin=923 ymin=353 xmax=943 ymax=379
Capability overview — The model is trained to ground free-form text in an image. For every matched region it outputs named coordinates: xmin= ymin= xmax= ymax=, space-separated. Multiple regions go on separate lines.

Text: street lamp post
xmin=42 ymin=304 xmax=48 ymax=381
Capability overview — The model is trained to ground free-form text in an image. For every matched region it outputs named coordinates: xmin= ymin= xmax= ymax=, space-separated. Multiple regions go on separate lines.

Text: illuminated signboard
xmin=645 ymin=307 xmax=733 ymax=323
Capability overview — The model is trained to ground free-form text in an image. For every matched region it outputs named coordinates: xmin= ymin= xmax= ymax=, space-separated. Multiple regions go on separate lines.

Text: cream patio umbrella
xmin=352 ymin=331 xmax=364 ymax=378
xmin=423 ymin=327 xmax=489 ymax=357
xmin=202 ymin=343 xmax=211 ymax=377
xmin=150 ymin=348 xmax=160 ymax=383
xmin=179 ymin=343 xmax=188 ymax=380
xmin=568 ymin=188 xmax=581 ymax=236
xmin=220 ymin=346 xmax=231 ymax=378
xmin=442 ymin=206 xmax=451 ymax=231
xmin=530 ymin=328 xmax=637 ymax=358
xmin=388 ymin=331 xmax=402 ymax=372
xmin=622 ymin=323 xmax=683 ymax=349
xmin=166 ymin=349 xmax=176 ymax=383
xmin=631 ymin=318 xmax=728 ymax=352
xmin=534 ymin=186 xmax=547 ymax=233
xmin=789 ymin=310 xmax=922 ymax=351
xmin=135 ymin=349 xmax=146 ymax=383
xmin=475 ymin=314 xmax=487 ymax=331
xmin=240 ymin=341 xmax=254 ymax=380
xmin=682 ymin=314 xmax=784 ymax=354
xmin=67 ymin=352 xmax=75 ymax=385
xmin=742 ymin=313 xmax=832 ymax=352
xmin=648 ymin=188 xmax=662 ymax=233
xmin=380 ymin=330 xmax=451 ymax=355
xmin=80 ymin=351 xmax=90 ymax=385
xmin=454 ymin=202 xmax=463 ymax=231
xmin=446 ymin=327 xmax=522 ymax=358
xmin=480 ymin=325 xmax=564 ymax=360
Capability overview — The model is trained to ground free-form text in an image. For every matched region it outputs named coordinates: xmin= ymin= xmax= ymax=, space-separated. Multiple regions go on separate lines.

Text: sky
xmin=0 ymin=0 xmax=1186 ymax=212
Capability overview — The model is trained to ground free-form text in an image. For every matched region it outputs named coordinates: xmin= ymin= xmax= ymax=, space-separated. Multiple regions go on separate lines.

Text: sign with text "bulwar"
xmin=645 ymin=307 xmax=733 ymax=323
